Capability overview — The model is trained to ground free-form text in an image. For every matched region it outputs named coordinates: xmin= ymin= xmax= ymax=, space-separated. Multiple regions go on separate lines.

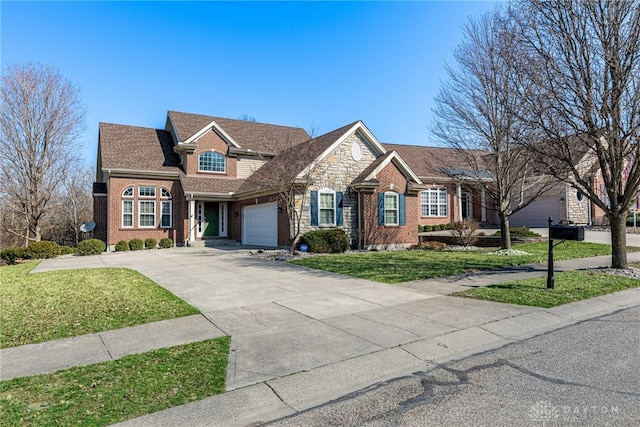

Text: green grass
xmin=290 ymin=242 xmax=636 ymax=284
xmin=453 ymin=271 xmax=640 ymax=308
xmin=0 ymin=263 xmax=199 ymax=348
xmin=0 ymin=337 xmax=230 ymax=427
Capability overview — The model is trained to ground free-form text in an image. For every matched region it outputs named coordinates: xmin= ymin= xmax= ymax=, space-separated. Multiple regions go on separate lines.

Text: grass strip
xmin=290 ymin=241 xmax=629 ymax=284
xmin=0 ymin=263 xmax=199 ymax=348
xmin=0 ymin=337 xmax=230 ymax=427
xmin=453 ymin=271 xmax=640 ymax=308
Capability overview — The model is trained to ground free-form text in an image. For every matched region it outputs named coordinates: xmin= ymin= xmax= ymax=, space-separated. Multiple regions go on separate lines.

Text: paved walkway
xmin=1 ymin=242 xmax=639 ymax=427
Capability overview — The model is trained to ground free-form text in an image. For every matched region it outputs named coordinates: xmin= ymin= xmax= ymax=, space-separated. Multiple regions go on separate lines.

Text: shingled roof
xmin=383 ymin=143 xmax=488 ymax=179
xmin=168 ymin=111 xmax=311 ymax=155
xmin=179 ymin=174 xmax=246 ymax=195
xmin=238 ymin=122 xmax=359 ymax=194
xmin=99 ymin=123 xmax=181 ymax=173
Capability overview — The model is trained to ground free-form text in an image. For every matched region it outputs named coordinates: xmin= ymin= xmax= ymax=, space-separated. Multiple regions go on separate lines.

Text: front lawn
xmin=453 ymin=270 xmax=640 ymax=307
xmin=290 ymin=242 xmax=633 ymax=284
xmin=0 ymin=337 xmax=230 ymax=426
xmin=0 ymin=263 xmax=199 ymax=348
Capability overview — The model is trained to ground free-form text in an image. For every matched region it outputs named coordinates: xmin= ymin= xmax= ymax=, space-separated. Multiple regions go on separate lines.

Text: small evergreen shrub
xmin=129 ymin=239 xmax=144 ymax=251
xmin=144 ymin=238 xmax=157 ymax=249
xmin=76 ymin=239 xmax=105 ymax=256
xmin=298 ymin=229 xmax=349 ymax=253
xmin=115 ymin=240 xmax=129 ymax=251
xmin=0 ymin=247 xmax=28 ymax=265
xmin=423 ymin=225 xmax=433 ymax=232
xmin=26 ymin=241 xmax=60 ymax=259
xmin=59 ymin=245 xmax=77 ymax=255
xmin=159 ymin=237 xmax=173 ymax=248
xmin=493 ymin=227 xmax=541 ymax=238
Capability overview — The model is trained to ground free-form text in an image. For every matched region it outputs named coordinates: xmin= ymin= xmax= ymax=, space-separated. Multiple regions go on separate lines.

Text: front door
xmin=462 ymin=192 xmax=473 ymax=220
xmin=204 ymin=202 xmax=219 ymax=237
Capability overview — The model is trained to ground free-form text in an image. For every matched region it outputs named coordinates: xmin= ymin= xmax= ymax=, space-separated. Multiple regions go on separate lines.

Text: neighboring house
xmin=93 ymin=111 xmax=607 ymax=251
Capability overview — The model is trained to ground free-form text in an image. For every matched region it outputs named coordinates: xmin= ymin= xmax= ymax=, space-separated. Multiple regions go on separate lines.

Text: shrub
xmin=76 ymin=239 xmax=105 ymax=256
xmin=144 ymin=238 xmax=157 ymax=249
xmin=493 ymin=227 xmax=541 ymax=238
xmin=26 ymin=241 xmax=60 ymax=259
xmin=115 ymin=240 xmax=129 ymax=252
xmin=418 ymin=240 xmax=447 ymax=251
xmin=449 ymin=219 xmax=479 ymax=246
xmin=159 ymin=237 xmax=173 ymax=248
xmin=59 ymin=245 xmax=77 ymax=255
xmin=129 ymin=239 xmax=144 ymax=251
xmin=0 ymin=247 xmax=28 ymax=265
xmin=298 ymin=229 xmax=349 ymax=253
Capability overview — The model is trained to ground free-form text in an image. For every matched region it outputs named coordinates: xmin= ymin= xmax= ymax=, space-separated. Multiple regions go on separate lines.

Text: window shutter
xmin=378 ymin=193 xmax=385 ymax=225
xmin=399 ymin=194 xmax=406 ymax=226
xmin=336 ymin=191 xmax=343 ymax=226
xmin=310 ymin=191 xmax=318 ymax=226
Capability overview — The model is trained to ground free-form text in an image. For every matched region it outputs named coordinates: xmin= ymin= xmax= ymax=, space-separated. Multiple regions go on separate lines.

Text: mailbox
xmin=549 ymin=224 xmax=585 ymax=241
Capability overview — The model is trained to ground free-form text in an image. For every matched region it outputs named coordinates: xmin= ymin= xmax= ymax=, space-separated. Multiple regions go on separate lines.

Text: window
xmin=122 ymin=187 xmax=133 ymax=197
xmin=139 ymin=201 xmax=156 ymax=227
xmin=161 ymin=188 xmax=171 ymax=198
xmin=122 ymin=200 xmax=133 ymax=227
xmin=161 ymin=201 xmax=172 ymax=228
xmin=139 ymin=186 xmax=156 ymax=197
xmin=199 ymin=151 xmax=226 ymax=173
xmin=378 ymin=192 xmax=406 ymax=226
xmin=421 ymin=189 xmax=447 ymax=217
xmin=384 ymin=192 xmax=399 ymax=225
xmin=319 ymin=190 xmax=336 ymax=225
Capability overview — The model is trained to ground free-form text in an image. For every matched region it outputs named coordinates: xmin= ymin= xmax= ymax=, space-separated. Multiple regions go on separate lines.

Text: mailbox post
xmin=547 ymin=218 xmax=585 ymax=289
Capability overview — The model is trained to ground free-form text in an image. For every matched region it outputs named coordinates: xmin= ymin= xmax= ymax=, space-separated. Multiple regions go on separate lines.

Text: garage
xmin=509 ymin=196 xmax=563 ymax=228
xmin=242 ymin=202 xmax=278 ymax=247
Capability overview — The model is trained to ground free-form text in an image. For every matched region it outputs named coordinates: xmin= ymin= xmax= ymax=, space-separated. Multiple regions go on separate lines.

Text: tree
xmin=432 ymin=9 xmax=554 ymax=249
xmin=512 ymin=0 xmax=640 ymax=268
xmin=0 ymin=63 xmax=86 ymax=244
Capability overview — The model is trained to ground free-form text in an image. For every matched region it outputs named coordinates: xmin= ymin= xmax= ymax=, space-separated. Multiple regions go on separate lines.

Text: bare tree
xmin=432 ymin=10 xmax=553 ymax=249
xmin=0 ymin=63 xmax=86 ymax=244
xmin=512 ymin=0 xmax=640 ymax=268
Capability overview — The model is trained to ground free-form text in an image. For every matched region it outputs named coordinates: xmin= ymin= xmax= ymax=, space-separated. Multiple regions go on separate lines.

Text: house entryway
xmin=462 ymin=192 xmax=473 ymax=220
xmin=196 ymin=201 xmax=227 ymax=238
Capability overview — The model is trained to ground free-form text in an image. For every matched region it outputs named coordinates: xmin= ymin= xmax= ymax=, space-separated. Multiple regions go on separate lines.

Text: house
xmin=94 ymin=111 xmax=434 ymax=250
xmin=93 ymin=111 xmax=605 ymax=251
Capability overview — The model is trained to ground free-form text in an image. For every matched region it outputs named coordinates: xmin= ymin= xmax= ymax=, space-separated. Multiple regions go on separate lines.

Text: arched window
xmin=122 ymin=187 xmax=134 ymax=227
xmin=199 ymin=151 xmax=226 ymax=173
xmin=160 ymin=188 xmax=172 ymax=228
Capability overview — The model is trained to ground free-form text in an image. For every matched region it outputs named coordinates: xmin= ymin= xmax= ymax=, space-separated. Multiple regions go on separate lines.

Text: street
xmin=266 ymin=306 xmax=640 ymax=426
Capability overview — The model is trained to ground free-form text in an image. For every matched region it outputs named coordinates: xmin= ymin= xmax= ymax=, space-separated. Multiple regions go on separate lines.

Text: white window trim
xmin=122 ymin=187 xmax=134 ymax=197
xmin=421 ymin=188 xmax=448 ymax=217
xmin=319 ymin=188 xmax=336 ymax=226
xmin=198 ymin=151 xmax=227 ymax=173
xmin=122 ymin=199 xmax=134 ymax=228
xmin=161 ymin=188 xmax=172 ymax=199
xmin=139 ymin=200 xmax=156 ymax=228
xmin=161 ymin=200 xmax=172 ymax=228
xmin=384 ymin=192 xmax=399 ymax=226
xmin=138 ymin=185 xmax=156 ymax=198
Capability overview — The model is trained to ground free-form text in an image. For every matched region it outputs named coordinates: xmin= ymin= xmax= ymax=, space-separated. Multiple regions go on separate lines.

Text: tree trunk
xmin=609 ymin=213 xmax=628 ymax=269
xmin=499 ymin=213 xmax=511 ymax=249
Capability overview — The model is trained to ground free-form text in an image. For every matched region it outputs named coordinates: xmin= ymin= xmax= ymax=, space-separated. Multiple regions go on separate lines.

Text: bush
xmin=298 ymin=229 xmax=349 ymax=253
xmin=129 ymin=239 xmax=144 ymax=251
xmin=59 ymin=245 xmax=77 ymax=255
xmin=115 ymin=240 xmax=129 ymax=252
xmin=493 ymin=226 xmax=541 ymax=238
xmin=26 ymin=241 xmax=60 ymax=259
xmin=0 ymin=247 xmax=28 ymax=265
xmin=144 ymin=238 xmax=157 ymax=249
xmin=159 ymin=237 xmax=173 ymax=248
xmin=449 ymin=219 xmax=479 ymax=246
xmin=416 ymin=240 xmax=447 ymax=251
xmin=76 ymin=239 xmax=105 ymax=256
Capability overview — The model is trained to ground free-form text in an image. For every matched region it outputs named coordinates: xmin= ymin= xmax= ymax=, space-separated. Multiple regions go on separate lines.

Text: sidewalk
xmin=1 ymin=252 xmax=639 ymax=427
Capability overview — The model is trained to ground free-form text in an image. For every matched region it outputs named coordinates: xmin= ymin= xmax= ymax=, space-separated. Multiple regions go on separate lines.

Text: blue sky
xmin=2 ymin=1 xmax=497 ymax=165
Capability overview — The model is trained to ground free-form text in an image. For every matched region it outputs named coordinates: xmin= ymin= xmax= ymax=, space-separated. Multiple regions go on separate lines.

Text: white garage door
xmin=510 ymin=197 xmax=562 ymax=228
xmin=242 ymin=202 xmax=278 ymax=247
